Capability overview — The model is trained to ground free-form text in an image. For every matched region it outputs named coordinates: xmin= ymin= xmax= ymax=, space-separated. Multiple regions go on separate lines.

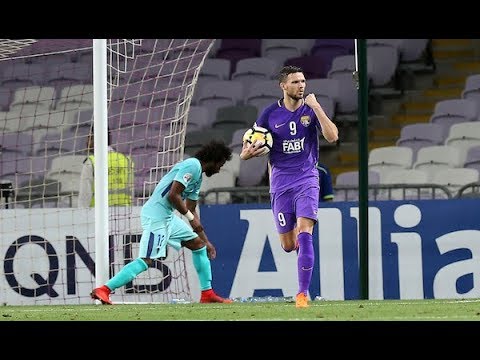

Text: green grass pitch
xmin=1 ymin=298 xmax=480 ymax=321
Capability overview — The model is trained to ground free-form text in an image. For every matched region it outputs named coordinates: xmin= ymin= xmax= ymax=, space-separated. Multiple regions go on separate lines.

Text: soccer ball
xmin=243 ymin=126 xmax=273 ymax=152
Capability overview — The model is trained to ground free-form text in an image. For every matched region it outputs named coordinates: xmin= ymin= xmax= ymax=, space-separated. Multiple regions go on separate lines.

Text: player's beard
xmin=287 ymin=92 xmax=303 ymax=102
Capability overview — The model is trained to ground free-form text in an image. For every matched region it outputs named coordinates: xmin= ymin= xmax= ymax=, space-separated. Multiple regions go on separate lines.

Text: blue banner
xmin=200 ymin=199 xmax=480 ymax=300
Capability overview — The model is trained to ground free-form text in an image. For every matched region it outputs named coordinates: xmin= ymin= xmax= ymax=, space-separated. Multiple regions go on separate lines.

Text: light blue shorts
xmin=138 ymin=215 xmax=198 ymax=259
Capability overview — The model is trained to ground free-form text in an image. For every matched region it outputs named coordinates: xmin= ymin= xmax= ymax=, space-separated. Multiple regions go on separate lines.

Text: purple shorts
xmin=270 ymin=184 xmax=319 ymax=234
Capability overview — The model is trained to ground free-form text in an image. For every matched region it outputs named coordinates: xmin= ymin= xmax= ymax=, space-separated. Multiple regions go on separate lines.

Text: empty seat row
xmin=335 ymin=167 xmax=479 ymax=201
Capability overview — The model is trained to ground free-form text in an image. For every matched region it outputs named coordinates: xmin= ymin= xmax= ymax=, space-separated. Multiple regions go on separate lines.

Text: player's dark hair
xmin=278 ymin=65 xmax=303 ymax=83
xmin=195 ymin=140 xmax=233 ymax=163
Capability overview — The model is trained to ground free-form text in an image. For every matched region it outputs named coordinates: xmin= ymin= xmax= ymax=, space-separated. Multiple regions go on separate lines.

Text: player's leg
xmin=293 ymin=185 xmax=319 ymax=308
xmin=168 ymin=216 xmax=232 ymax=303
xmin=90 ymin=216 xmax=165 ymax=304
xmin=271 ymin=188 xmax=297 ymax=252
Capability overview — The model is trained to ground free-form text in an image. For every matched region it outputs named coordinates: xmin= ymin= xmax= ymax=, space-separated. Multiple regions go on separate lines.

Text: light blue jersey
xmin=138 ymin=158 xmax=202 ymax=259
xmin=141 ymin=158 xmax=203 ymax=222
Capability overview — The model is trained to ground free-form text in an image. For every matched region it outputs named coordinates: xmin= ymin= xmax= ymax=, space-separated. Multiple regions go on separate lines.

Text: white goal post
xmin=0 ymin=39 xmax=215 ymax=305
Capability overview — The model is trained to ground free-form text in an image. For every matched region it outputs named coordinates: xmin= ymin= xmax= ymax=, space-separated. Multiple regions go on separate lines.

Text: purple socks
xmin=297 ymin=232 xmax=314 ymax=295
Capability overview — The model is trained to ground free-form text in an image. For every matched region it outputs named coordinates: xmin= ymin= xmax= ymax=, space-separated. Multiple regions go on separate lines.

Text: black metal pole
xmin=357 ymin=39 xmax=369 ymax=300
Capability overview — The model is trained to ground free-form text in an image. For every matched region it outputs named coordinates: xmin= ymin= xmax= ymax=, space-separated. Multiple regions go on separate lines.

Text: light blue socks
xmin=192 ymin=246 xmax=212 ymax=291
xmin=106 ymin=258 xmax=148 ymax=291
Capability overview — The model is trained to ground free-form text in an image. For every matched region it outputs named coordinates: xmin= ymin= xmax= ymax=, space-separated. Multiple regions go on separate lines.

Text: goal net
xmin=0 ymin=39 xmax=215 ymax=305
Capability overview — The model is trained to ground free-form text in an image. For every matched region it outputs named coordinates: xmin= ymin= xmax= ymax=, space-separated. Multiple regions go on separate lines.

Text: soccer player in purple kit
xmin=240 ymin=65 xmax=338 ymax=308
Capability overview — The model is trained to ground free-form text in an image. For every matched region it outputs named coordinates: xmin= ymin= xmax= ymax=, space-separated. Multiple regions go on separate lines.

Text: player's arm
xmin=186 ymin=198 xmax=217 ymax=259
xmin=304 ymin=93 xmax=338 ymax=143
xmin=168 ymin=180 xmax=202 ymax=232
xmin=185 ymin=197 xmax=203 ymax=233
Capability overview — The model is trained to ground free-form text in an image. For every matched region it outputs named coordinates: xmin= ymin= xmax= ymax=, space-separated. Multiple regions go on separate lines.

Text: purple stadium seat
xmin=396 ymin=123 xmax=445 ymax=162
xmin=45 ymin=62 xmax=92 ymax=89
xmin=0 ymin=132 xmax=33 ymax=156
xmin=366 ymin=40 xmax=400 ymax=88
xmin=1 ymin=63 xmax=44 ymax=89
xmin=199 ymin=58 xmax=231 ymax=82
xmin=310 ymin=39 xmax=354 ymax=74
xmin=461 ymin=74 xmax=480 ymax=110
xmin=284 ymin=55 xmax=329 ymax=79
xmin=215 ymin=39 xmax=262 ymax=75
xmin=0 ymin=88 xmax=11 ymax=111
xmin=398 ymin=39 xmax=429 ymax=62
xmin=429 ymin=99 xmax=479 ymax=137
xmin=464 ymin=145 xmax=480 ymax=174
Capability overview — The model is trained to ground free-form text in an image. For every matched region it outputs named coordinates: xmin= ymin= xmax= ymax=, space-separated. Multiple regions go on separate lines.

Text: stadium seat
xmin=56 ymin=84 xmax=93 ymax=111
xmin=0 ymin=132 xmax=34 ymax=156
xmin=368 ymin=146 xmax=413 ymax=182
xmin=413 ymin=145 xmax=465 ymax=181
xmin=196 ymin=80 xmax=244 ymax=119
xmin=463 ymin=145 xmax=480 ymax=174
xmin=0 ymin=88 xmax=12 ymax=111
xmin=46 ymin=154 xmax=86 ymax=206
xmin=334 ymin=170 xmax=380 ymax=201
xmin=1 ymin=62 xmax=44 ymax=90
xmin=306 ymin=78 xmax=340 ymax=119
xmin=110 ymin=80 xmax=154 ymax=107
xmin=284 ymin=55 xmax=330 ymax=79
xmin=186 ymin=105 xmax=211 ymax=133
xmin=380 ymin=168 xmax=430 ymax=200
xmin=200 ymin=152 xmax=240 ymax=204
xmin=229 ymin=127 xmax=250 ymax=154
xmin=398 ymin=39 xmax=429 ymax=63
xmin=261 ymin=39 xmax=312 ymax=67
xmin=212 ymin=105 xmax=257 ymax=142
xmin=231 ymin=57 xmax=278 ymax=94
xmin=9 ymin=86 xmax=56 ymax=116
xmin=327 ymin=55 xmax=372 ymax=114
xmin=244 ymin=79 xmax=280 ymax=114
xmin=396 ymin=123 xmax=445 ymax=162
xmin=310 ymin=39 xmax=354 ymax=74
xmin=215 ymin=39 xmax=262 ymax=75
xmin=461 ymin=74 xmax=480 ymax=110
xmin=45 ymin=62 xmax=92 ymax=90
xmin=199 ymin=58 xmax=231 ymax=81
xmin=444 ymin=121 xmax=480 ymax=154
xmin=429 ymin=99 xmax=479 ymax=137
xmin=237 ymin=155 xmax=268 ymax=187
xmin=431 ymin=168 xmax=479 ymax=198
xmin=366 ymin=39 xmax=401 ymax=89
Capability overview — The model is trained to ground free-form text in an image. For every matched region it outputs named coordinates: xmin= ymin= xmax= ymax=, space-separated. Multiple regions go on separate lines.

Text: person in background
xmin=316 ymin=162 xmax=334 ymax=202
xmin=90 ymin=140 xmax=234 ymax=304
xmin=78 ymin=127 xmax=134 ymax=207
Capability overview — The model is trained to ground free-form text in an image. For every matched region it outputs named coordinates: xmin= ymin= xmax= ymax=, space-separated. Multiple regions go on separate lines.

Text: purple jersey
xmin=255 ymin=99 xmax=320 ymax=193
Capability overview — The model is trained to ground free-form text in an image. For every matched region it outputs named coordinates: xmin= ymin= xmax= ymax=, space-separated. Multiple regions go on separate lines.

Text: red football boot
xmin=200 ymin=289 xmax=233 ymax=303
xmin=90 ymin=285 xmax=113 ymax=305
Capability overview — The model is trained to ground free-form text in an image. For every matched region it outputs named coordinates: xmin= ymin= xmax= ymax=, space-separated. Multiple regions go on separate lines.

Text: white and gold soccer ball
xmin=242 ymin=126 xmax=273 ymax=153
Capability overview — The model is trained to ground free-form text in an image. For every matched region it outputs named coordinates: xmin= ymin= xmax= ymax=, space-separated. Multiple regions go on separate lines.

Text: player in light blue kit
xmin=91 ymin=140 xmax=233 ymax=304
xmin=240 ymin=65 xmax=338 ymax=308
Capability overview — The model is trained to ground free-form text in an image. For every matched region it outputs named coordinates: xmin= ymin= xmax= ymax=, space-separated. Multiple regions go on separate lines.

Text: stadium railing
xmin=199 ymin=183 xmax=453 ymax=204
